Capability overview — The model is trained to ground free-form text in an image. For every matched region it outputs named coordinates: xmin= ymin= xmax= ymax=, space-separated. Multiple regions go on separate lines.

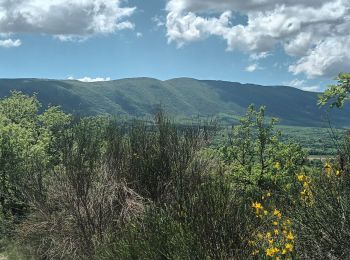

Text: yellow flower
xmin=336 ymin=170 xmax=341 ymax=176
xmin=274 ymin=229 xmax=279 ymax=235
xmin=252 ymin=249 xmax=259 ymax=255
xmin=257 ymin=232 xmax=263 ymax=239
xmin=324 ymin=162 xmax=332 ymax=175
xmin=324 ymin=162 xmax=331 ymax=169
xmin=267 ymin=192 xmax=271 ymax=197
xmin=276 ymin=257 xmax=280 ymax=260
xmin=274 ymin=162 xmax=281 ymax=170
xmin=273 ymin=221 xmax=278 ymax=226
xmin=266 ymin=248 xmax=274 ymax=257
xmin=264 ymin=210 xmax=269 ymax=216
xmin=273 ymin=209 xmax=282 ymax=219
xmin=269 ymin=239 xmax=274 ymax=244
xmin=287 ymin=231 xmax=294 ymax=241
xmin=298 ymin=174 xmax=312 ymax=184
xmin=297 ymin=174 xmax=305 ymax=182
xmin=266 ymin=247 xmax=279 ymax=257
xmin=252 ymin=202 xmax=263 ymax=209
xmin=252 ymin=202 xmax=264 ymax=216
xmin=285 ymin=243 xmax=293 ymax=252
xmin=282 ymin=249 xmax=287 ymax=255
xmin=266 ymin=232 xmax=272 ymax=238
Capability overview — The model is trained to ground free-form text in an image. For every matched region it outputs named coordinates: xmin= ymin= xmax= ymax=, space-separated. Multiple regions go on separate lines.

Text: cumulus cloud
xmin=0 ymin=38 xmax=21 ymax=47
xmin=68 ymin=76 xmax=111 ymax=82
xmin=165 ymin=0 xmax=350 ymax=78
xmin=0 ymin=0 xmax=136 ymax=40
xmin=289 ymin=37 xmax=350 ymax=78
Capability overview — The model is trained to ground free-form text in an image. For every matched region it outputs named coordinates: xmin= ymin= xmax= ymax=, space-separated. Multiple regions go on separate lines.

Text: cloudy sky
xmin=0 ymin=0 xmax=349 ymax=91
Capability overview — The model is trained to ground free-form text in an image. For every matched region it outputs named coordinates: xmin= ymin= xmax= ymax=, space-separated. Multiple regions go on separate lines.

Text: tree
xmin=318 ymin=72 xmax=350 ymax=108
xmin=0 ymin=91 xmax=71 ymax=232
xmin=220 ymin=105 xmax=306 ymax=193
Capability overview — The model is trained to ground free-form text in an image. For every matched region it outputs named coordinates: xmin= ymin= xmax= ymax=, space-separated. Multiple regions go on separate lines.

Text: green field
xmin=278 ymin=125 xmax=347 ymax=155
xmin=213 ymin=125 xmax=346 ymax=156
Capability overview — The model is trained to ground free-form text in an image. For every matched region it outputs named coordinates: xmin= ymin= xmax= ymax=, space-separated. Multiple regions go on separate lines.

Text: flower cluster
xmin=324 ymin=162 xmax=332 ymax=176
xmin=273 ymin=161 xmax=281 ymax=170
xmin=252 ymin=202 xmax=265 ymax=217
xmin=250 ymin=200 xmax=295 ymax=259
xmin=297 ymin=174 xmax=313 ymax=205
xmin=324 ymin=161 xmax=342 ymax=177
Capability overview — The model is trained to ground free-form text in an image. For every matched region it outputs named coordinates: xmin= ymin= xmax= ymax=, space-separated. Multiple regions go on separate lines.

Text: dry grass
xmin=18 ymin=165 xmax=146 ymax=259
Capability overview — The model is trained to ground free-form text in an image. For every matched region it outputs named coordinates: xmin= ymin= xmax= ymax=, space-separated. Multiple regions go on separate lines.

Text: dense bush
xmin=0 ymin=90 xmax=350 ymax=259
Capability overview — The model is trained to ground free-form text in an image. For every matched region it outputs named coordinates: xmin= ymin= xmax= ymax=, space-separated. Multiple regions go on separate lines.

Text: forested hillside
xmin=0 ymin=78 xmax=349 ymax=127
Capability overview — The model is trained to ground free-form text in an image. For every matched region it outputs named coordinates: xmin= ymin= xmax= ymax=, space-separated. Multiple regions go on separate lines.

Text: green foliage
xmin=278 ymin=125 xmax=346 ymax=156
xmin=0 ymin=91 xmax=71 ymax=241
xmin=1 ymin=90 xmax=350 ymax=259
xmin=292 ymin=160 xmax=350 ymax=258
xmin=319 ymin=72 xmax=350 ymax=108
xmin=220 ymin=105 xmax=306 ymax=196
xmin=0 ymin=91 xmax=41 ymax=126
xmin=96 ymin=209 xmax=200 ymax=260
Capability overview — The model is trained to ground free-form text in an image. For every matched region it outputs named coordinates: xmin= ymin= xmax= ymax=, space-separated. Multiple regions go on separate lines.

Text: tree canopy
xmin=318 ymin=72 xmax=350 ymax=108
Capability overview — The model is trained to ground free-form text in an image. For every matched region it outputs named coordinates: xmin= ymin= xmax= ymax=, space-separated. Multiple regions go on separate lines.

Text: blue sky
xmin=0 ymin=0 xmax=348 ymax=91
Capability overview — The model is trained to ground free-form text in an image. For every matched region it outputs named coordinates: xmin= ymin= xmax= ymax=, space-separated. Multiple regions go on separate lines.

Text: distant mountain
xmin=0 ymin=77 xmax=348 ymax=127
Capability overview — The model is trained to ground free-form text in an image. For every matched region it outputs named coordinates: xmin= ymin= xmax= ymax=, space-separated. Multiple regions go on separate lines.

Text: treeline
xmin=1 ymin=91 xmax=350 ymax=259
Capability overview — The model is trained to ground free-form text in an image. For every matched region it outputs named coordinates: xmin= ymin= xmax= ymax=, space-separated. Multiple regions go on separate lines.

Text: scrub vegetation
xmin=1 ymin=73 xmax=350 ymax=259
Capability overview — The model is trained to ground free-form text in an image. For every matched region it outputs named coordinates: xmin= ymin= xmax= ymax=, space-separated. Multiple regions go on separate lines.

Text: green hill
xmin=0 ymin=77 xmax=348 ymax=127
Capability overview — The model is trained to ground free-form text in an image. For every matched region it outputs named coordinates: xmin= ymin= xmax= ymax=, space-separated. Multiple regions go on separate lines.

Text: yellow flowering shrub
xmin=250 ymin=199 xmax=295 ymax=258
xmin=324 ymin=162 xmax=332 ymax=176
xmin=296 ymin=174 xmax=314 ymax=205
xmin=324 ymin=161 xmax=342 ymax=178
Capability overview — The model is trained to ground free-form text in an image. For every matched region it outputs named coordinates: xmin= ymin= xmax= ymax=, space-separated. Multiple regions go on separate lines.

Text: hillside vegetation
xmin=0 ymin=90 xmax=349 ymax=259
xmin=0 ymin=78 xmax=349 ymax=127
xmin=1 ymin=74 xmax=350 ymax=259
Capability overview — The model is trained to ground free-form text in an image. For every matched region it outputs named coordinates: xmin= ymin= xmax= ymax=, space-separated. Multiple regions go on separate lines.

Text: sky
xmin=0 ymin=0 xmax=349 ymax=91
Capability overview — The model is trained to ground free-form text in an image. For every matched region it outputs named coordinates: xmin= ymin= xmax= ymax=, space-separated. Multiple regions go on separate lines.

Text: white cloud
xmin=68 ymin=76 xmax=111 ymax=82
xmin=0 ymin=38 xmax=21 ymax=48
xmin=245 ymin=63 xmax=259 ymax=72
xmin=289 ymin=37 xmax=350 ymax=78
xmin=152 ymin=16 xmax=165 ymax=27
xmin=0 ymin=0 xmax=136 ymax=41
xmin=136 ymin=32 xmax=143 ymax=38
xmin=249 ymin=52 xmax=270 ymax=61
xmin=301 ymin=85 xmax=321 ymax=92
xmin=286 ymin=79 xmax=306 ymax=88
xmin=284 ymin=78 xmax=321 ymax=92
xmin=165 ymin=0 xmax=350 ymax=78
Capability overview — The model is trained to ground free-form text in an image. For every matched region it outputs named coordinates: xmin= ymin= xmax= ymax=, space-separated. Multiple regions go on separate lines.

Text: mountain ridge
xmin=0 ymin=77 xmax=347 ymax=127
